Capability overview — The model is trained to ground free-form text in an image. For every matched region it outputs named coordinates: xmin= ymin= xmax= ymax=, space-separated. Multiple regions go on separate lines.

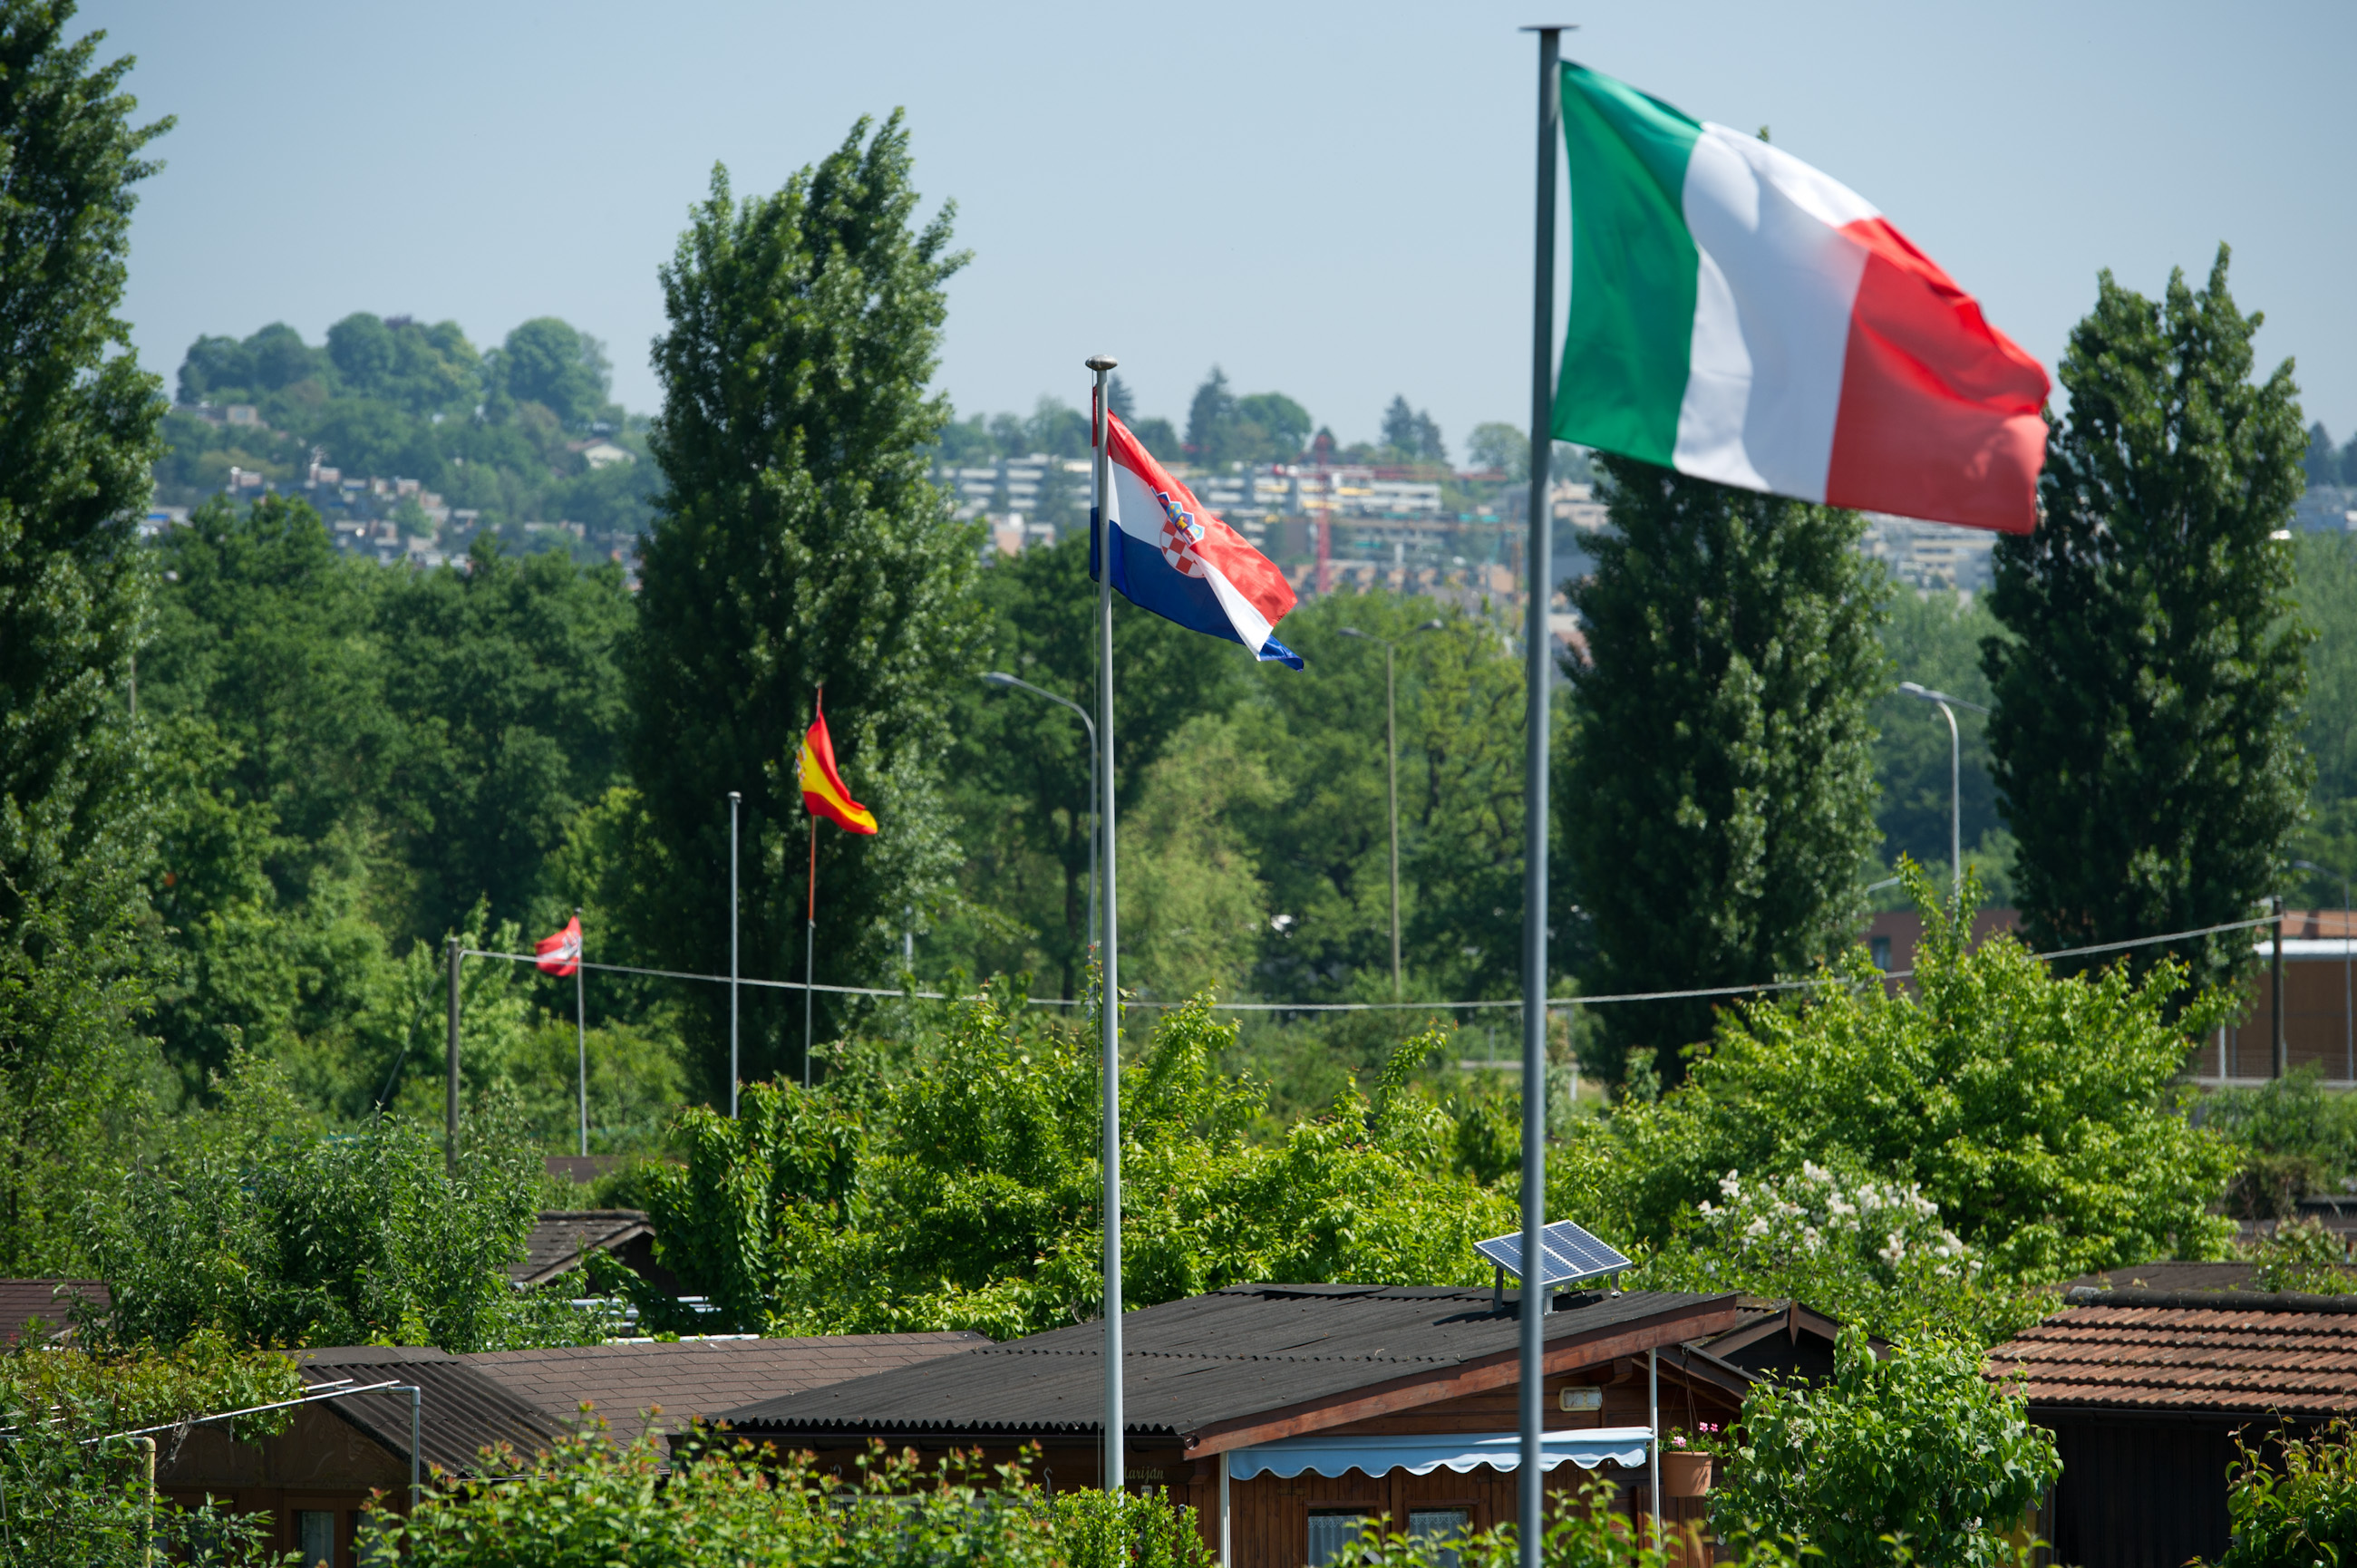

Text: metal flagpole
xmin=806 ymin=809 xmax=818 ymax=1091
xmin=575 ymin=908 xmax=587 ymax=1158
xmin=445 ymin=937 xmax=461 ymax=1174
xmin=728 ymin=791 xmax=741 ymax=1118
xmin=1087 ymin=350 xmax=1123 ymax=1495
xmin=1517 ymin=24 xmax=1566 ymax=1568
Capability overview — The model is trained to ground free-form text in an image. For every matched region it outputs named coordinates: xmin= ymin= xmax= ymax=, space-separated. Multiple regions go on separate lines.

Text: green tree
xmin=1589 ymin=869 xmax=2241 ymax=1282
xmin=1873 ymin=589 xmax=2009 ymax=895
xmin=1562 ymin=459 xmax=1887 ymax=1086
xmin=942 ymin=536 xmax=1252 ymax=1000
xmin=1985 ymin=249 xmax=2310 ymax=992
xmin=2291 ymin=533 xmax=2357 ymax=905
xmin=617 ymin=998 xmax=1514 ymax=1341
xmin=1465 ymin=421 xmax=1529 ymax=480
xmin=1711 ymin=1331 xmax=2061 ymax=1568
xmin=377 ymin=535 xmax=635 ymax=943
xmin=492 ymin=315 xmax=614 ymax=430
xmin=1186 ymin=365 xmax=1238 ymax=462
xmin=89 ymin=1054 xmax=596 ymax=1352
xmin=628 ymin=116 xmax=982 ymax=1095
xmin=0 ymin=0 xmax=171 ymax=1271
xmin=1379 ymin=395 xmax=1446 ymax=463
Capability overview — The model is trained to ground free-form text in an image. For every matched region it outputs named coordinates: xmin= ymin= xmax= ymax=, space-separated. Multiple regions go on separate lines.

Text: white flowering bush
xmin=1697 ymin=1160 xmax=1974 ymax=1285
xmin=1640 ymin=1158 xmax=2043 ymax=1343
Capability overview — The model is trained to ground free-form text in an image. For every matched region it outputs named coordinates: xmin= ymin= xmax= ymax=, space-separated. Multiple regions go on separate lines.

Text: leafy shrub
xmin=2212 ymin=1418 xmax=2357 ymax=1568
xmin=615 ymin=993 xmax=1517 ymax=1338
xmin=1711 ymin=1328 xmax=2058 ymax=1568
xmin=1333 ymin=1473 xmax=1803 ymax=1568
xmin=2239 ymin=1215 xmax=2354 ymax=1294
xmin=88 ymin=1053 xmax=601 ymax=1351
xmin=380 ymin=1418 xmax=1208 ymax=1568
xmin=0 ymin=1335 xmax=303 ymax=1566
xmin=2203 ymin=1069 xmax=2357 ymax=1218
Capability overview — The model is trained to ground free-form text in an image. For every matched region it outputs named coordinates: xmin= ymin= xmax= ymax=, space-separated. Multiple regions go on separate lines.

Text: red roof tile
xmin=1987 ymin=1289 xmax=2357 ymax=1417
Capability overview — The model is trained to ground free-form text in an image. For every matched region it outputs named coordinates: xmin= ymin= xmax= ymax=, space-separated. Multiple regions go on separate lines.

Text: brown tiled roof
xmin=0 ymin=1279 xmax=107 ymax=1346
xmin=1987 ymin=1288 xmax=2357 ymax=1418
xmin=512 ymin=1210 xmax=652 ymax=1287
xmin=467 ymin=1334 xmax=990 ymax=1449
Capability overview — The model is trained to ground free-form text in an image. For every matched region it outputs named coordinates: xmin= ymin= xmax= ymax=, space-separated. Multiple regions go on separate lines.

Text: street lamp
xmin=1338 ymin=619 xmax=1445 ymax=997
xmin=2296 ymin=858 xmax=2352 ymax=1084
xmin=981 ymin=672 xmax=1099 ymax=961
xmin=1896 ymin=682 xmax=1990 ymax=905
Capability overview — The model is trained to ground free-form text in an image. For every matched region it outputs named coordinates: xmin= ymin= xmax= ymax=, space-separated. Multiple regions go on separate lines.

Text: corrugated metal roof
xmin=1987 ymin=1289 xmax=2357 ymax=1417
xmin=296 ymin=1348 xmax=568 ymax=1475
xmin=721 ymin=1284 xmax=1736 ymax=1440
xmin=293 ymin=1334 xmax=989 ymax=1470
xmin=469 ymin=1333 xmax=988 ymax=1448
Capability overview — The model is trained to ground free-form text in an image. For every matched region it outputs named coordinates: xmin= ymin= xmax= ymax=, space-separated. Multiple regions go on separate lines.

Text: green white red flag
xmin=1555 ymin=63 xmax=2051 ymax=533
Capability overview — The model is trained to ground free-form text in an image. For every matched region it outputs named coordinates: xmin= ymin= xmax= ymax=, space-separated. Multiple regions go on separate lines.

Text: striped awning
xmin=1227 ymin=1428 xmax=1654 ymax=1479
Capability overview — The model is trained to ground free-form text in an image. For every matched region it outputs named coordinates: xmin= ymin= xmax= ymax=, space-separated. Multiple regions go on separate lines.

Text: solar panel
xmin=1475 ymin=1219 xmax=1632 ymax=1289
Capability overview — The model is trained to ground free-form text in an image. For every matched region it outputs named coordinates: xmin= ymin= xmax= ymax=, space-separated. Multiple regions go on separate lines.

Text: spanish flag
xmin=800 ymin=694 xmax=878 ymax=835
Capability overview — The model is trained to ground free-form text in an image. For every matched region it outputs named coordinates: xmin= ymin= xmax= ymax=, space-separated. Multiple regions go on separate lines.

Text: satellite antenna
xmin=1476 ymin=1219 xmax=1632 ymax=1310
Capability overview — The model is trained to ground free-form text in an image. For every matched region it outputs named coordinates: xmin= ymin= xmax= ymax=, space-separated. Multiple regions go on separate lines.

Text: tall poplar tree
xmin=0 ymin=2 xmax=170 ymax=1267
xmin=1562 ymin=459 xmax=1887 ymax=1088
xmin=628 ymin=114 xmax=980 ymax=1095
xmin=1984 ymin=249 xmax=2310 ymax=992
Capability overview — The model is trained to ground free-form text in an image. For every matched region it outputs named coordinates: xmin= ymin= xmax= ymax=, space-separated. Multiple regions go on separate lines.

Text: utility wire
xmin=458 ymin=909 xmax=2281 ymax=1020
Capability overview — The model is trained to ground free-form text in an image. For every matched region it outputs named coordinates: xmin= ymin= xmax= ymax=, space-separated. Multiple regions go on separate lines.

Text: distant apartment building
xmin=1858 ymin=511 xmax=1996 ymax=594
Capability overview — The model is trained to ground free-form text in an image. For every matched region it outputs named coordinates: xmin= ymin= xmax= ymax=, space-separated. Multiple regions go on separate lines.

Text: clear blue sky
xmin=87 ymin=0 xmax=2357 ymax=452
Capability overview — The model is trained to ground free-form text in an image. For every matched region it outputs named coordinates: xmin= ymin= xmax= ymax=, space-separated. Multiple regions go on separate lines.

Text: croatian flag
xmin=1091 ymin=411 xmax=1303 ymax=668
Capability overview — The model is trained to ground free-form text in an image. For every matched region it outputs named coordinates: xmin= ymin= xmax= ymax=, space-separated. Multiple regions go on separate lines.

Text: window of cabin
xmin=1870 ymin=935 xmax=1892 ymax=971
xmin=1307 ymin=1510 xmax=1382 ymax=1567
xmin=295 ymin=1510 xmax=336 ymax=1567
xmin=1410 ymin=1508 xmax=1473 ymax=1568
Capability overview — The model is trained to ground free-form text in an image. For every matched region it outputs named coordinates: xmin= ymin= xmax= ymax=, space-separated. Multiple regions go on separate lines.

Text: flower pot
xmin=1662 ymin=1451 xmax=1712 ymax=1497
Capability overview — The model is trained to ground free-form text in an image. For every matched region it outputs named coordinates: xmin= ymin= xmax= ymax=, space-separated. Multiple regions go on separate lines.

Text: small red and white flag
xmin=536 ymin=915 xmax=582 ymax=976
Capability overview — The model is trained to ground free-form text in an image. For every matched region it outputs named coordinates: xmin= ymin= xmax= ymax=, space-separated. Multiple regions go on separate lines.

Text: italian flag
xmin=1555 ymin=63 xmax=2051 ymax=534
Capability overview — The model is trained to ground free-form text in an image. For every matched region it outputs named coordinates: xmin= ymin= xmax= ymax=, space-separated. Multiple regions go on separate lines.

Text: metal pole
xmin=1218 ymin=1450 xmax=1231 ymax=1568
xmin=576 ymin=909 xmax=588 ymax=1158
xmin=728 ymin=791 xmax=741 ymax=1118
xmin=405 ymin=1383 xmax=422 ymax=1515
xmin=806 ymin=813 xmax=818 ymax=1091
xmin=1647 ymin=1349 xmax=1662 ymax=1546
xmin=2275 ymin=894 xmax=2287 ymax=1079
xmin=444 ymin=937 xmax=461 ymax=1174
xmin=1518 ymin=24 xmax=1563 ymax=1568
xmin=2344 ymin=872 xmax=2351 ymax=1084
xmin=1386 ymin=641 xmax=1402 ymax=999
xmin=1089 ymin=351 xmax=1123 ymax=1495
xmin=1940 ymin=698 xmax=1961 ymax=905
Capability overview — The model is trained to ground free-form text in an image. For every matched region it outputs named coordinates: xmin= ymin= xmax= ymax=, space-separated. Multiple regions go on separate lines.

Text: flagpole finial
xmin=1085 ymin=354 xmax=1118 ymax=372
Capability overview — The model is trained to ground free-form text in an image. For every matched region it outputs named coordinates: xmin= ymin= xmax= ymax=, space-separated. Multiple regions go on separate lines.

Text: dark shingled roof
xmin=512 ymin=1210 xmax=654 ymax=1288
xmin=721 ymin=1284 xmax=1738 ymax=1440
xmin=1987 ymin=1289 xmax=2357 ymax=1418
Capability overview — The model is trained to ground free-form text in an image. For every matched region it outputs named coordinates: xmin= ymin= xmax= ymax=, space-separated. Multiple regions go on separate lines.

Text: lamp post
xmin=2297 ymin=858 xmax=2352 ymax=1083
xmin=1896 ymin=682 xmax=1989 ymax=905
xmin=982 ymin=672 xmax=1099 ymax=962
xmin=1338 ymin=620 xmax=1444 ymax=999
